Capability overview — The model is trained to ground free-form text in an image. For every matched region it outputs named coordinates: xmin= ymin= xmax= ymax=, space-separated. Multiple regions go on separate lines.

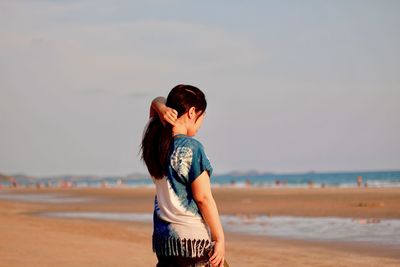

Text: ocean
xmin=2 ymin=170 xmax=400 ymax=188
xmin=102 ymin=170 xmax=400 ymax=188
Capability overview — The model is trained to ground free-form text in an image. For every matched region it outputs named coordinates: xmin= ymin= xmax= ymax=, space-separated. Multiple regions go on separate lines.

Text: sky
xmin=1 ymin=0 xmax=399 ymax=177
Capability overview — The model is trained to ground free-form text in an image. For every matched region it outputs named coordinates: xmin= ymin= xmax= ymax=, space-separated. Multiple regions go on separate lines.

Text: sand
xmin=1 ymin=187 xmax=400 ymax=267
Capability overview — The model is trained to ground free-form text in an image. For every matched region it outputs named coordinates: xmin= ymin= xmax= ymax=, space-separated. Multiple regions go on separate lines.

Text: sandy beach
xmin=1 ymin=187 xmax=400 ymax=267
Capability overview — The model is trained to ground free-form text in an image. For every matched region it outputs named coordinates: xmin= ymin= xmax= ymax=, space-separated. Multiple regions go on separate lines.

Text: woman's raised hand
xmin=159 ymin=106 xmax=178 ymax=126
xmin=151 ymin=97 xmax=178 ymax=126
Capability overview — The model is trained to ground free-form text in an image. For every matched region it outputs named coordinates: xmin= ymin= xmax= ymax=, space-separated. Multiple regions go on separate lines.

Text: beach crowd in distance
xmin=1 ymin=170 xmax=400 ymax=190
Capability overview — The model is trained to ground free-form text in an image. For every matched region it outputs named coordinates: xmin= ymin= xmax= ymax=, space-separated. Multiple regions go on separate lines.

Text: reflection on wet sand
xmin=37 ymin=211 xmax=400 ymax=248
xmin=0 ymin=192 xmax=94 ymax=203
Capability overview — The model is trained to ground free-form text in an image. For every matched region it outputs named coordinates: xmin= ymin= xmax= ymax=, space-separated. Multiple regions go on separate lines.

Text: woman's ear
xmin=188 ymin=106 xmax=196 ymax=119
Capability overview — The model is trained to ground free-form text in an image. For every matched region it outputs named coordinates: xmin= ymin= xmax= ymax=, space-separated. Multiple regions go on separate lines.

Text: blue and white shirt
xmin=152 ymin=134 xmax=213 ymax=258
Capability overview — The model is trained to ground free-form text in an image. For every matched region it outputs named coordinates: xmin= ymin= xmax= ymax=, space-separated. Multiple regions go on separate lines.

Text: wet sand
xmin=1 ymin=187 xmax=400 ymax=267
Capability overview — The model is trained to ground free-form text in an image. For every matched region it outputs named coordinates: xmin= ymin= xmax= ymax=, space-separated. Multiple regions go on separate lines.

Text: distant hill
xmin=0 ymin=172 xmax=38 ymax=184
xmin=0 ymin=171 xmax=150 ymax=184
xmin=0 ymin=173 xmax=13 ymax=182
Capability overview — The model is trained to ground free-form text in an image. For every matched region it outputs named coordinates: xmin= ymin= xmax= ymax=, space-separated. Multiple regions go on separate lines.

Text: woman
xmin=141 ymin=84 xmax=225 ymax=267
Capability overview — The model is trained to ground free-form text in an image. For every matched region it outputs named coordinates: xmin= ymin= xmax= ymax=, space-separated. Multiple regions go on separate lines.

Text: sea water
xmin=211 ymin=170 xmax=400 ymax=188
xmin=2 ymin=170 xmax=400 ymax=188
xmin=85 ymin=170 xmax=400 ymax=188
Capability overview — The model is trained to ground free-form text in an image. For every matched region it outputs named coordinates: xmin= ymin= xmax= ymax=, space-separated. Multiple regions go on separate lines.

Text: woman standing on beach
xmin=141 ymin=85 xmax=225 ymax=267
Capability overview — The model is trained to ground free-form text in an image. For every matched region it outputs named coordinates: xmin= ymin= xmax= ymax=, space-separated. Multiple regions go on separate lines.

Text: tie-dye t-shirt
xmin=152 ymin=134 xmax=214 ymax=258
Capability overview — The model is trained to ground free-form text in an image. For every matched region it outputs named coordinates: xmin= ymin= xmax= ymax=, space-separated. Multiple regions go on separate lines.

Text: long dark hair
xmin=140 ymin=84 xmax=207 ymax=179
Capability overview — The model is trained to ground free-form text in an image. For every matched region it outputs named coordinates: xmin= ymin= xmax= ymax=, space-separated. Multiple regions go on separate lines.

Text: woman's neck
xmin=172 ymin=124 xmax=188 ymax=136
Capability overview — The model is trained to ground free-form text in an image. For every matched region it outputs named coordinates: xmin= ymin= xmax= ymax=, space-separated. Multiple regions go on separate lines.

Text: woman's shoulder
xmin=174 ymin=135 xmax=204 ymax=151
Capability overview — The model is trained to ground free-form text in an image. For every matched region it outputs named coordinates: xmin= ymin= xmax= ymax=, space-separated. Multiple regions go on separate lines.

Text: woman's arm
xmin=192 ymin=171 xmax=225 ymax=267
xmin=150 ymin=97 xmax=178 ymax=126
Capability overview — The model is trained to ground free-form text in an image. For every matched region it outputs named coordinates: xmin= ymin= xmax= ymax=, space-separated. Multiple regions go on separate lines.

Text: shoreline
xmin=2 ymin=186 xmax=400 ymax=218
xmin=1 ymin=187 xmax=400 ymax=266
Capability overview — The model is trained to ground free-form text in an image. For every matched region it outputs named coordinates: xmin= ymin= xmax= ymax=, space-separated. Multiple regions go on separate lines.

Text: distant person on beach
xmin=245 ymin=178 xmax=252 ymax=187
xmin=357 ymin=176 xmax=363 ymax=187
xmin=141 ymin=85 xmax=226 ymax=267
